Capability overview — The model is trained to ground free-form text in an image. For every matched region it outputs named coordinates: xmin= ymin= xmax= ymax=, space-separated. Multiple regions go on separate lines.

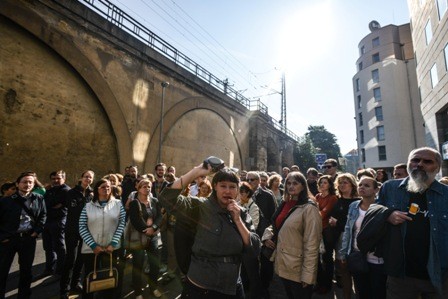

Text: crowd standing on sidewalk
xmin=1 ymin=146 xmax=448 ymax=299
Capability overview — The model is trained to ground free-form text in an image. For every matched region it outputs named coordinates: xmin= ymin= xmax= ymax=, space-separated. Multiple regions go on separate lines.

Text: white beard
xmin=406 ymin=168 xmax=437 ymax=193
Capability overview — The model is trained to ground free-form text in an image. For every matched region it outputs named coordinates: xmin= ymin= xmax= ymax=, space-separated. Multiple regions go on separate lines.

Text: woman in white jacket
xmin=79 ymin=178 xmax=126 ymax=299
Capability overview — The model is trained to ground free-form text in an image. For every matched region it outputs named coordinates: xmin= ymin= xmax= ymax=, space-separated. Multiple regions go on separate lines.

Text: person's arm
xmin=129 ymin=200 xmax=147 ymax=232
xmin=79 ymin=205 xmax=101 ymax=253
xmin=301 ymin=205 xmax=323 ymax=286
xmin=108 ymin=202 xmax=126 ymax=251
xmin=159 ymin=164 xmax=211 ymax=213
xmin=33 ymin=195 xmax=47 ymax=236
xmin=320 ymin=195 xmax=338 ymax=221
xmin=339 ymin=205 xmax=354 ymax=262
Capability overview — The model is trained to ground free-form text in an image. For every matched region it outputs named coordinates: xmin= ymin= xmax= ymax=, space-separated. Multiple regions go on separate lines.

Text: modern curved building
xmin=408 ymin=0 xmax=448 ymax=175
xmin=353 ymin=22 xmax=425 ymax=171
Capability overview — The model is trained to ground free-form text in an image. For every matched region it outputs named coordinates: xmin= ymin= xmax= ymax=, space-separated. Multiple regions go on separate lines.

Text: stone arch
xmin=0 ymin=3 xmax=133 ymax=172
xmin=144 ymin=96 xmax=246 ymax=173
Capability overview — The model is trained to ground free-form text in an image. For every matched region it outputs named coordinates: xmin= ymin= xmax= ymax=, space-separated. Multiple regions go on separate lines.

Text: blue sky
xmin=108 ymin=0 xmax=410 ymax=155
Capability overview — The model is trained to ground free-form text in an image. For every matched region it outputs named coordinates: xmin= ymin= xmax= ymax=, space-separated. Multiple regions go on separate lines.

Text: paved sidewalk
xmin=6 ymin=239 xmax=350 ymax=298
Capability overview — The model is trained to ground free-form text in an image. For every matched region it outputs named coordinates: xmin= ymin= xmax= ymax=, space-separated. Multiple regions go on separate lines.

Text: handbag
xmin=347 ymin=250 xmax=369 ymax=274
xmin=123 ymin=200 xmax=150 ymax=251
xmin=85 ymin=253 xmax=118 ymax=293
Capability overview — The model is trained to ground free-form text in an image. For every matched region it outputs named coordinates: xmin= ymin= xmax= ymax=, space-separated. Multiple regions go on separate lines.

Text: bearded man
xmin=377 ymin=147 xmax=448 ymax=298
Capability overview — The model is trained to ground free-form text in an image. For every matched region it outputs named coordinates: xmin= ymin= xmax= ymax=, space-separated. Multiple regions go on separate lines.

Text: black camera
xmin=203 ymin=156 xmax=225 ymax=173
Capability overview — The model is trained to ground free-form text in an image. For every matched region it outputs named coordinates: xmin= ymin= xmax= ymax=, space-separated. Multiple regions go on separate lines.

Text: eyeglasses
xmin=322 ymin=165 xmax=333 ymax=169
xmin=247 ymin=178 xmax=258 ymax=182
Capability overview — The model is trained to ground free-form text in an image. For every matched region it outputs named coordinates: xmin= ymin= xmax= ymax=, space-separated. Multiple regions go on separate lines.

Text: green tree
xmin=294 ymin=135 xmax=316 ymax=171
xmin=306 ymin=125 xmax=342 ymax=161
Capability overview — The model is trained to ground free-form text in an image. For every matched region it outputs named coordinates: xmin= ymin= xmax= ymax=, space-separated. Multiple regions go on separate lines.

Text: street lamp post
xmin=158 ymin=82 xmax=169 ymax=163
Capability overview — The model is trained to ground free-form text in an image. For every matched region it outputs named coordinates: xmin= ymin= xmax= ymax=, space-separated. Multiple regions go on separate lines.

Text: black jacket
xmin=44 ymin=184 xmax=70 ymax=223
xmin=356 ymin=203 xmax=394 ymax=257
xmin=128 ymin=197 xmax=163 ymax=232
xmin=253 ymin=187 xmax=276 ymax=225
xmin=65 ymin=184 xmax=93 ymax=237
xmin=0 ymin=192 xmax=47 ymax=241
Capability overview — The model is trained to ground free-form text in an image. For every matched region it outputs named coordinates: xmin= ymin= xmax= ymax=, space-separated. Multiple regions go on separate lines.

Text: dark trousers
xmin=260 ymin=254 xmax=274 ymax=298
xmin=317 ymin=227 xmax=337 ymax=289
xmin=351 ymin=263 xmax=386 ymax=299
xmin=42 ymin=221 xmax=66 ymax=274
xmin=0 ymin=234 xmax=37 ymax=299
xmin=280 ymin=277 xmax=313 ymax=299
xmin=60 ymin=234 xmax=83 ymax=296
xmin=131 ymin=238 xmax=160 ymax=295
xmin=181 ymin=278 xmax=245 ymax=299
xmin=386 ymin=276 xmax=448 ymax=299
xmin=241 ymin=254 xmax=262 ymax=299
xmin=81 ymin=251 xmax=124 ymax=299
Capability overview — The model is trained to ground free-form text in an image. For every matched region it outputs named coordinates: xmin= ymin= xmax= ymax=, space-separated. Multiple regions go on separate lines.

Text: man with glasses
xmin=378 ymin=147 xmax=448 ymax=298
xmin=246 ymin=171 xmax=276 ymax=298
xmin=322 ymin=159 xmax=338 ymax=181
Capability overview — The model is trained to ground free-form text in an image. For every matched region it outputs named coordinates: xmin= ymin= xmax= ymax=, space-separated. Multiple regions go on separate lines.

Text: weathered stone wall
xmin=0 ymin=16 xmax=118 ymax=184
xmin=0 ymin=0 xmax=295 ymax=185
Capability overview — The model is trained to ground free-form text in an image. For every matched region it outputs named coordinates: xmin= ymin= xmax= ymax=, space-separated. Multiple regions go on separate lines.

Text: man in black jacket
xmin=246 ymin=171 xmax=276 ymax=299
xmin=0 ymin=172 xmax=47 ymax=299
xmin=40 ymin=170 xmax=70 ymax=278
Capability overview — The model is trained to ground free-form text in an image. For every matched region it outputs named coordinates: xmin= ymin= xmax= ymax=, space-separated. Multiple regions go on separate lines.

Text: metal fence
xmin=77 ymin=0 xmax=298 ymax=141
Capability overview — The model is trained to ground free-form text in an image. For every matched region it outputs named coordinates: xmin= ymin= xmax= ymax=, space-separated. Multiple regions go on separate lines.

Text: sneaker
xmin=135 ymin=295 xmax=144 ymax=299
xmin=152 ymin=289 xmax=162 ymax=298
xmin=144 ymin=265 xmax=150 ymax=274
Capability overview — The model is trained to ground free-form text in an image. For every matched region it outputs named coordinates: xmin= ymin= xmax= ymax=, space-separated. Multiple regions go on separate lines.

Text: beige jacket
xmin=274 ymin=200 xmax=322 ymax=285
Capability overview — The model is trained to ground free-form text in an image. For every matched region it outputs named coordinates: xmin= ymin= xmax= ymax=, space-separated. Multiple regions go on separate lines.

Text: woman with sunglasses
xmin=158 ymin=163 xmax=260 ymax=298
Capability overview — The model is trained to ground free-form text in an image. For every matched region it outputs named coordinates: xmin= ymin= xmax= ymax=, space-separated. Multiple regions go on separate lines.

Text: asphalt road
xmin=6 ymin=238 xmax=348 ymax=298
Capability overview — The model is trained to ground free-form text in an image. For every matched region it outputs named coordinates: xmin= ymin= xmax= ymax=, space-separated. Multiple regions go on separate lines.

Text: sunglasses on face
xmin=247 ymin=178 xmax=258 ymax=182
xmin=322 ymin=165 xmax=333 ymax=169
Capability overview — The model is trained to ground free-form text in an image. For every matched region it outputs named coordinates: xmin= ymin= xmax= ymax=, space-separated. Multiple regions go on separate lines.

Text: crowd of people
xmin=1 ymin=146 xmax=448 ymax=299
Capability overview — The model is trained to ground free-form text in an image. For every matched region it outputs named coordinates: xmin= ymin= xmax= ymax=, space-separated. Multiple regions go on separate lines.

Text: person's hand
xmin=93 ymin=245 xmax=104 ymax=255
xmin=387 ymin=211 xmax=412 ymax=225
xmin=30 ymin=232 xmax=38 ymax=238
xmin=143 ymin=227 xmax=155 ymax=236
xmin=329 ymin=217 xmax=337 ymax=226
xmin=105 ymin=245 xmax=114 ymax=254
xmin=264 ymin=239 xmax=276 ymax=249
xmin=227 ymin=199 xmax=242 ymax=223
xmin=301 ymin=282 xmax=308 ymax=288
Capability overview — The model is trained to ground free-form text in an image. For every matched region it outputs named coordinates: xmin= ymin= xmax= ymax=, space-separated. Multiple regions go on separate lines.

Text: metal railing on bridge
xmin=77 ymin=0 xmax=298 ymax=141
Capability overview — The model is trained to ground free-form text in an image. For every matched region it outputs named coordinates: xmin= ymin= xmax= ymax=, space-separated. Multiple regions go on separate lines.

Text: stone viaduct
xmin=0 ymin=0 xmax=297 ymax=184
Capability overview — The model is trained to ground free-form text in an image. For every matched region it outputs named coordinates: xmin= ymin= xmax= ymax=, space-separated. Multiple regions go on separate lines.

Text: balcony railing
xmin=76 ymin=0 xmax=298 ymax=140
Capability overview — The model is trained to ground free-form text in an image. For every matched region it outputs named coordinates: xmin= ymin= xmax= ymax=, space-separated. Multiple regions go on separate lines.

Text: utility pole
xmin=280 ymin=72 xmax=287 ymax=132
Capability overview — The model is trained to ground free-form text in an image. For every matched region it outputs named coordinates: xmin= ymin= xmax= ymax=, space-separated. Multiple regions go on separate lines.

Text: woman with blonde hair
xmin=328 ymin=173 xmax=360 ymax=299
xmin=268 ymin=174 xmax=283 ymax=206
xmin=128 ymin=179 xmax=163 ymax=298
